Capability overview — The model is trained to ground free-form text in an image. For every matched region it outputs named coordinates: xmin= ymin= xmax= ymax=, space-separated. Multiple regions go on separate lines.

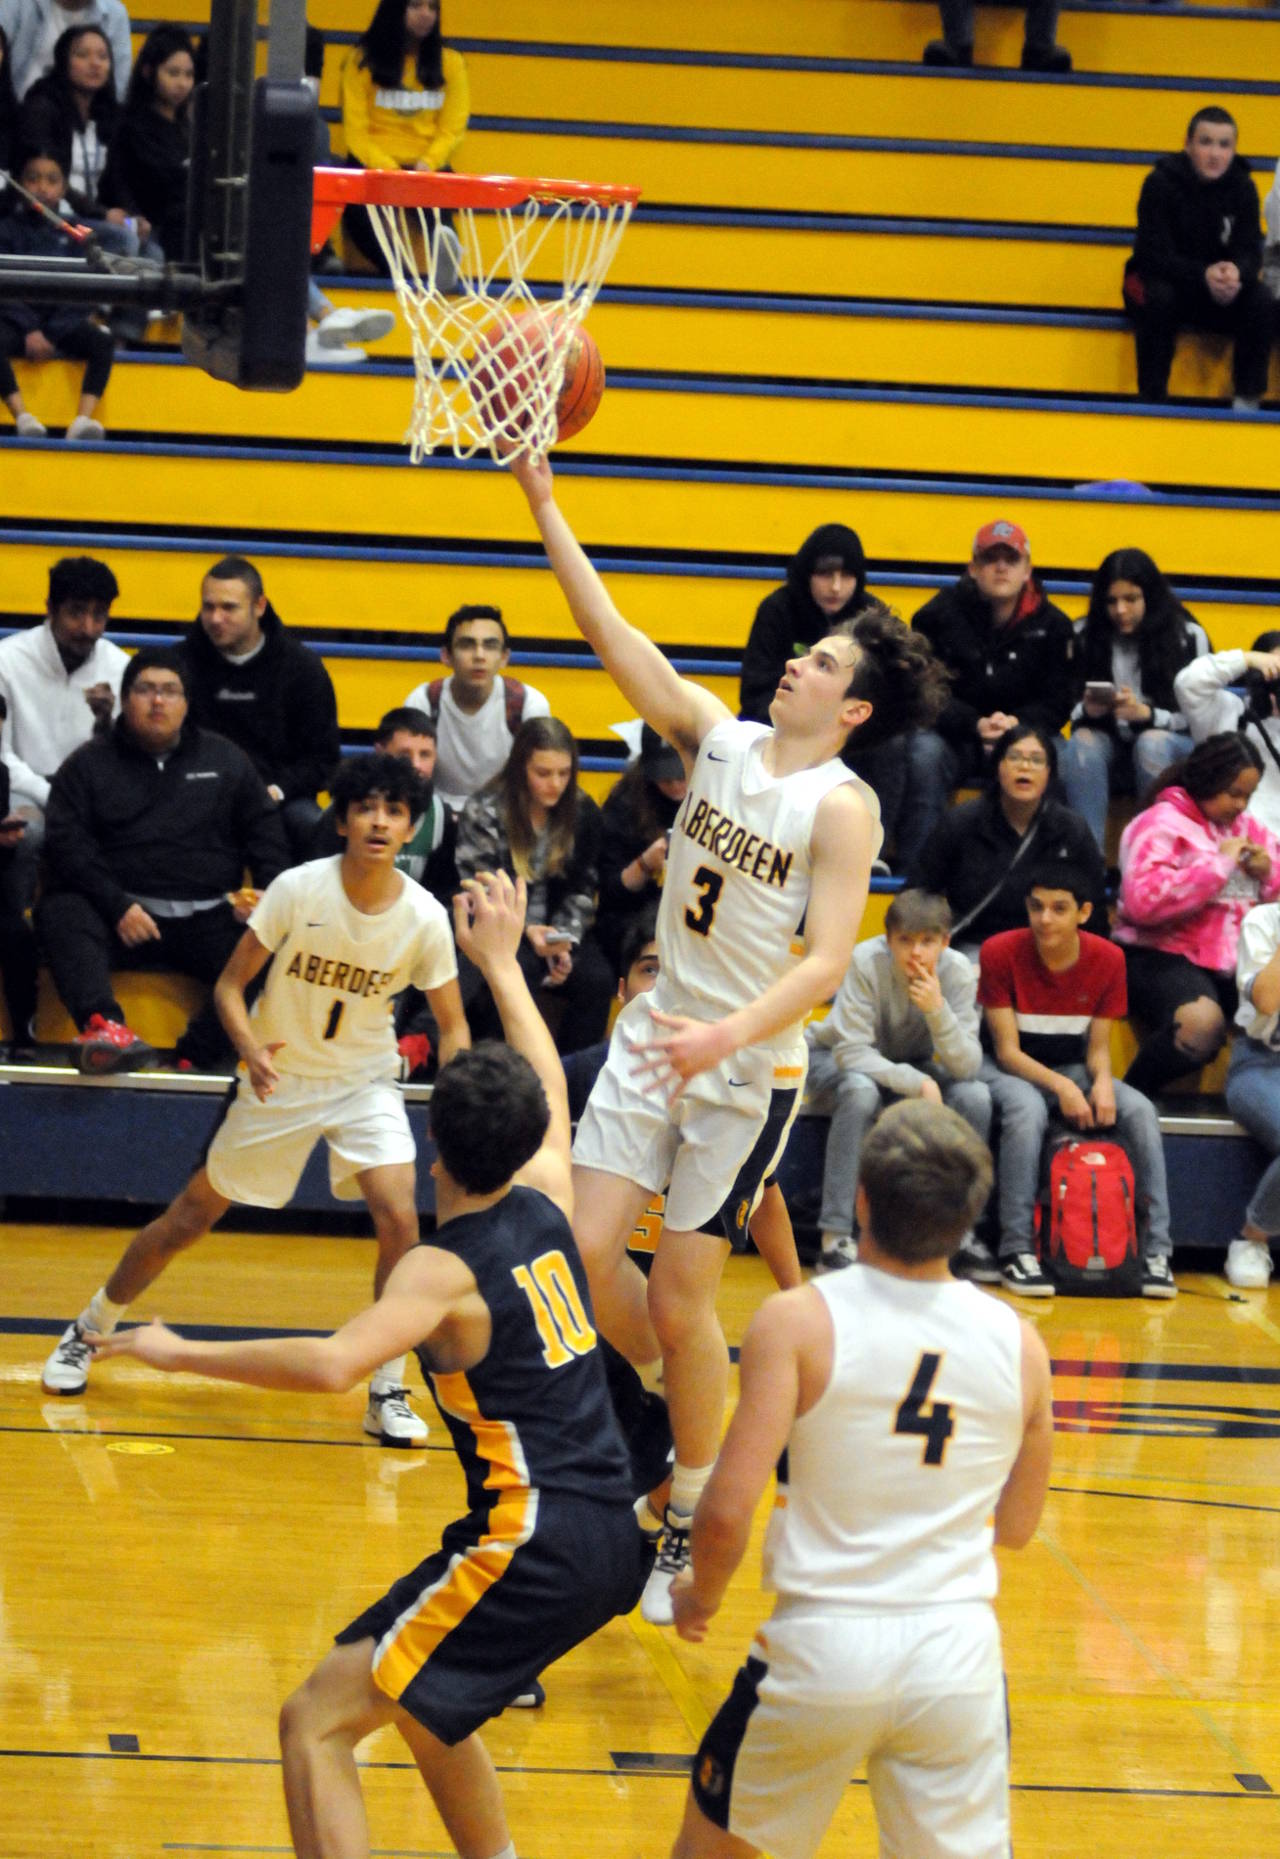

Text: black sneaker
xmin=951 ymin=1235 xmax=1001 ymax=1284
xmin=1000 ymin=1252 xmax=1055 ymax=1298
xmin=922 ymin=37 xmax=973 ymax=65
xmin=1021 ymin=42 xmax=1072 ymax=72
xmin=1141 ymin=1255 xmax=1178 ymax=1300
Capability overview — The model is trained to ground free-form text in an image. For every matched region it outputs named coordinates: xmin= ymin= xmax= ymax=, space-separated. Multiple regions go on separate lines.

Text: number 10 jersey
xmin=658 ymin=720 xmax=878 ymax=1052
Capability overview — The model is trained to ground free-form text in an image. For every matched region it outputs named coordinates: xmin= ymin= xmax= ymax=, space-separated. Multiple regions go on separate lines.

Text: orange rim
xmin=310 ymin=166 xmax=641 ymax=253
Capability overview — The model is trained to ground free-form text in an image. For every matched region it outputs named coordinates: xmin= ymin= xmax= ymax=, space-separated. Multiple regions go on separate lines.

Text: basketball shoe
xmin=641 ymin=1507 xmax=693 ymax=1625
xmin=363 ymin=1385 xmax=428 ymax=1447
xmin=43 ymin=1321 xmax=93 ymax=1395
xmin=72 ymin=1014 xmax=153 ymax=1075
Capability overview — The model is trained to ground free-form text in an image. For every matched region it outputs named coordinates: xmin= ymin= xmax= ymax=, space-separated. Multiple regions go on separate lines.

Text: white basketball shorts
xmin=205 ymin=1072 xmax=415 ymax=1208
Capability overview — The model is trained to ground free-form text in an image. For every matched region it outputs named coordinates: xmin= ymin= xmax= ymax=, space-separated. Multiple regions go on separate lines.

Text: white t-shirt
xmin=246 ymin=857 xmax=456 ymax=1081
xmin=763 ymin=1266 xmax=1024 ymax=1610
xmin=1236 ymin=903 xmax=1280 ymax=1048
xmin=402 ymin=675 xmax=550 ymax=813
xmin=657 ymin=719 xmax=876 ymax=1053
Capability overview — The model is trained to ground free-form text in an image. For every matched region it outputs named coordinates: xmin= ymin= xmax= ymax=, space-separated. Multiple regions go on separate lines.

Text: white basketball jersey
xmin=246 ymin=858 xmax=457 ymax=1081
xmin=657 ymin=720 xmax=879 ymax=1052
xmin=763 ymin=1268 xmax=1024 ymax=1609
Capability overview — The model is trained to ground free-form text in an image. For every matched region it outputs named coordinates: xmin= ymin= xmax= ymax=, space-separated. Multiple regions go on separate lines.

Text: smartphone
xmin=542 ymin=930 xmax=574 ymax=946
xmin=1084 ymin=682 xmax=1117 ymax=706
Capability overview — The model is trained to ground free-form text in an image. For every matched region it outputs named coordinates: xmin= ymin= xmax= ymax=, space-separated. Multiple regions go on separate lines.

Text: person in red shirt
xmin=979 ymin=864 xmax=1175 ymax=1299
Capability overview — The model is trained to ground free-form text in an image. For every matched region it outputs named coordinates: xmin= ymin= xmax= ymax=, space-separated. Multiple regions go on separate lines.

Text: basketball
xmin=470 ymin=311 xmax=605 ymax=447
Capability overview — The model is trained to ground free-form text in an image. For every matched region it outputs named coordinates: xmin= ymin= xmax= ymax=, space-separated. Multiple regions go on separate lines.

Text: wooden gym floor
xmin=1 ymin=1215 xmax=1278 ymax=1859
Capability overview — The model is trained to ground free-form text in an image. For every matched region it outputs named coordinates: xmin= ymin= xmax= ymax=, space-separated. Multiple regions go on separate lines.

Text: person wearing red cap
xmin=898 ymin=521 xmax=1076 ymax=873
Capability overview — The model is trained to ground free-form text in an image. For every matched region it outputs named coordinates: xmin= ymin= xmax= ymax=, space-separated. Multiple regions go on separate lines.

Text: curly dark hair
xmin=835 ymin=601 xmax=951 ymax=750
xmin=1145 ymin=730 xmax=1262 ymax=809
xmin=331 ymin=750 xmax=428 ymax=820
xmin=430 ymin=1041 xmax=549 ymax=1193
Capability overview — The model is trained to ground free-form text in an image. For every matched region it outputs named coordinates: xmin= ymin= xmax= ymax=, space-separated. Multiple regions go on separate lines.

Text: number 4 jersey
xmin=246 ymin=856 xmax=457 ymax=1081
xmin=659 ymin=720 xmax=880 ymax=1051
xmin=764 ymin=1268 xmax=1024 ymax=1609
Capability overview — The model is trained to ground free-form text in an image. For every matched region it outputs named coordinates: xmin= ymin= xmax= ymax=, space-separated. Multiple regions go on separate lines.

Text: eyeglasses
xmin=1004 ymin=752 xmax=1049 ymax=769
xmin=130 ymin=682 xmax=185 ymax=700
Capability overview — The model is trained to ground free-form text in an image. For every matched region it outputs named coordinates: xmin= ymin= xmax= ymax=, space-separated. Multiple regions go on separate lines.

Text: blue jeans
xmin=981 ymin=1058 xmax=1171 ymax=1259
xmin=806 ymin=1047 xmax=993 ymax=1237
xmin=1059 ymin=727 xmax=1186 ymax=850
xmin=1225 ymin=1038 xmax=1280 ymax=1234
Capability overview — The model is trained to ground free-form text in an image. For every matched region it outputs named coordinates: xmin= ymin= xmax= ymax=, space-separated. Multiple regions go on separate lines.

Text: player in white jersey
xmin=42 ymin=754 xmax=470 ymax=1445
xmin=510 ymin=454 xmax=949 ymax=1621
xmin=667 ymin=1099 xmax=1053 ymax=1859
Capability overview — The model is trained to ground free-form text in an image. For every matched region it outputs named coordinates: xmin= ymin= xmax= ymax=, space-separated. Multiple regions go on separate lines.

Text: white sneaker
xmin=66 ymin=414 xmax=105 ymax=441
xmin=315 ymin=305 xmax=395 ymax=348
xmin=43 ymin=1321 xmax=93 ymax=1394
xmin=304 ymin=328 xmax=364 ymax=366
xmin=15 ymin=411 xmax=47 ymax=436
xmin=640 ymin=1508 xmax=692 ymax=1625
xmin=816 ymin=1234 xmax=858 ymax=1273
xmin=363 ymin=1385 xmax=428 ymax=1447
xmin=1225 ymin=1237 xmax=1274 ymax=1289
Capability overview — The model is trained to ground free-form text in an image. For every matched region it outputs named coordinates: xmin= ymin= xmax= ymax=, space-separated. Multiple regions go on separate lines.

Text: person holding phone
xmin=1061 ymin=549 xmax=1211 ymax=849
xmin=455 ymin=716 xmax=614 ymax=1053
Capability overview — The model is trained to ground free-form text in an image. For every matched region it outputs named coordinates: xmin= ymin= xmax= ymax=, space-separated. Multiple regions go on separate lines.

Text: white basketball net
xmin=366 ymin=189 xmax=635 ymax=465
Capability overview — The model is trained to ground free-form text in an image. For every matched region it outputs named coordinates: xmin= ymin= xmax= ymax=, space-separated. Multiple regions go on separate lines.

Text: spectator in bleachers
xmin=804 ymin=887 xmax=992 ymax=1278
xmin=912 ymin=723 xmax=1106 ymax=962
xmin=340 ymin=0 xmax=468 ymax=276
xmin=1123 ymin=106 xmax=1273 ymax=411
xmin=979 ymin=863 xmax=1175 ymax=1299
xmin=0 ymin=553 xmax=124 ymax=919
xmin=1174 ymin=632 xmax=1280 ymax=837
xmin=455 ymin=716 xmax=613 ymax=1054
xmin=899 ymin=520 xmax=1076 ymax=870
xmin=739 ymin=528 xmax=909 ymax=864
xmin=179 ymin=555 xmax=340 ymax=861
xmin=0 ymin=695 xmax=39 ymax=1055
xmin=0 ymin=141 xmax=114 ymax=437
xmin=1264 ymin=158 xmax=1280 ymax=301
xmin=595 ymin=723 xmax=686 ymax=972
xmin=1 ymin=26 xmax=21 ymax=171
xmin=311 ymin=705 xmax=457 ymax=910
xmin=1114 ymin=732 xmax=1280 ymax=1097
xmin=1061 ymin=548 xmax=1212 ymax=849
xmin=923 ymin=2 xmax=1071 ymax=73
xmin=1 ymin=0 xmax=130 ymax=100
xmin=403 ymin=602 xmax=550 ymax=814
xmin=1223 ymin=899 xmax=1280 ymax=1289
xmin=97 ymin=24 xmax=193 ymax=262
xmin=19 ymin=25 xmax=118 ymax=217
xmin=35 ymin=646 xmax=288 ymax=1073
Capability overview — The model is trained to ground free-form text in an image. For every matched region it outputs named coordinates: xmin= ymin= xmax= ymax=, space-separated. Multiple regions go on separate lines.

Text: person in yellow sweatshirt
xmin=340 ymin=0 xmax=468 ymax=273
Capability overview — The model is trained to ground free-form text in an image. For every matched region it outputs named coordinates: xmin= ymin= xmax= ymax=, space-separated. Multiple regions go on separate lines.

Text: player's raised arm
xmin=452 ymin=870 xmax=574 ymax=1216
xmin=509 ymin=453 xmax=730 ymax=761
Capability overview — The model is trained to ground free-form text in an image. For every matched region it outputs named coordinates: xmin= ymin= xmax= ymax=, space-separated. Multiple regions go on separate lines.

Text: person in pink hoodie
xmin=1115 ymin=732 xmax=1280 ymax=1096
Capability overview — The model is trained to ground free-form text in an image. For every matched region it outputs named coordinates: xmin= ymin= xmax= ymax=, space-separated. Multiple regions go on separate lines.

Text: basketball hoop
xmin=311 ymin=167 xmax=640 ymax=464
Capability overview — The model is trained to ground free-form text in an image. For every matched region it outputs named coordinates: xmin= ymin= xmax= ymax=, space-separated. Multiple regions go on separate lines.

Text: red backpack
xmin=1037 ymin=1137 xmax=1141 ymax=1297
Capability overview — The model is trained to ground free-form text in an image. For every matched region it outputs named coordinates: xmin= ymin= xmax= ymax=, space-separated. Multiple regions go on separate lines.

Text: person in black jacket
xmin=594 ymin=723 xmax=687 ymax=971
xmin=35 ymin=648 xmax=289 ymax=1073
xmin=0 ymin=143 xmax=114 ymax=439
xmin=1123 ymin=106 xmax=1275 ymax=408
xmin=898 ymin=518 xmax=1076 ymax=872
xmin=910 ymin=723 xmax=1107 ymax=960
xmin=19 ymin=25 xmax=120 ymax=220
xmin=179 ymin=556 xmax=341 ymax=860
xmin=1 ymin=25 xmax=21 ymax=175
xmin=97 ymin=24 xmax=194 ymax=259
xmin=740 ymin=525 xmax=909 ymax=862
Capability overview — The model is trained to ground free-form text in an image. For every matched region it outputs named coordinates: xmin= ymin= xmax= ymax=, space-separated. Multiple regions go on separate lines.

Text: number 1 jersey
xmin=658 ymin=720 xmax=878 ymax=1051
xmin=246 ymin=857 xmax=457 ymax=1081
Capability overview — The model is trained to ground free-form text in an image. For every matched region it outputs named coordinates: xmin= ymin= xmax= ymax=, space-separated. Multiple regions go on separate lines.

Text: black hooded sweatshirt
xmin=179 ymin=603 xmax=341 ymax=803
xmin=1126 ymin=150 xmax=1263 ymax=296
xmin=738 ymin=523 xmax=868 ymax=724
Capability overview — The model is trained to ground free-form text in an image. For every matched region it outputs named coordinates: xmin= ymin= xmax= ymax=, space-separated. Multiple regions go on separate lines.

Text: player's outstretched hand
xmin=454 ymin=871 xmax=527 ymax=974
xmin=508 ymin=451 xmax=554 ymax=508
xmin=670 ymin=1568 xmax=713 ymax=1642
xmin=630 ymin=1009 xmax=734 ymax=1100
xmin=85 ymin=1318 xmax=188 ymax=1372
xmin=245 ymin=1040 xmax=285 ymax=1101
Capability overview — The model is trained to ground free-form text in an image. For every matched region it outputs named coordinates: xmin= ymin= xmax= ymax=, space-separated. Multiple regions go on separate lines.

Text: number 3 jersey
xmin=764 ymin=1268 xmax=1024 ymax=1609
xmin=246 ymin=857 xmax=457 ymax=1082
xmin=658 ymin=720 xmax=879 ymax=1052
xmin=416 ymin=1186 xmax=634 ymax=1512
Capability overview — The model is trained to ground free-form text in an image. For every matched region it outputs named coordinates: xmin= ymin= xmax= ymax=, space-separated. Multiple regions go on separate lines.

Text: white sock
xmin=636 ymin=1357 xmax=665 ymax=1397
xmin=669 ymin=1461 xmax=715 ymax=1522
xmin=80 ymin=1287 xmax=126 ymax=1336
xmin=370 ymin=1355 xmax=407 ymax=1392
xmin=479 ymin=1844 xmax=516 ymax=1859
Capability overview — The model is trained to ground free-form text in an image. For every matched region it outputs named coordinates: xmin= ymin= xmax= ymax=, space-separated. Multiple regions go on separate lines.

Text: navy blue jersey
xmin=418 ymin=1186 xmax=634 ymax=1513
